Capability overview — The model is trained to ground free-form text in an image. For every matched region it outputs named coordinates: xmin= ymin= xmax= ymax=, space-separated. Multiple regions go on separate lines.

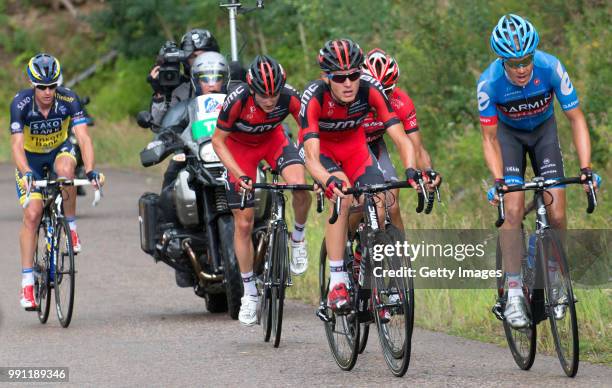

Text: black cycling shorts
xmin=498 ymin=115 xmax=565 ymax=187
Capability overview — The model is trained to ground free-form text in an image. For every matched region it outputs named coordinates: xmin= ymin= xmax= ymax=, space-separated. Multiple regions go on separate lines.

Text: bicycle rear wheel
xmin=319 ymin=238 xmax=359 ymax=371
xmin=358 ymin=323 xmax=370 ymax=354
xmin=372 ymin=226 xmax=414 ymax=377
xmin=54 ymin=219 xmax=75 ymax=328
xmin=540 ymin=231 xmax=579 ymax=377
xmin=496 ymin=235 xmax=536 ymax=370
xmin=271 ymin=225 xmax=289 ymax=348
xmin=34 ymin=221 xmax=51 ymax=323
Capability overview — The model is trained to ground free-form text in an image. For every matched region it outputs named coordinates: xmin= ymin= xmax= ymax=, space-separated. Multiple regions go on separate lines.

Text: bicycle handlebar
xmin=239 ymin=182 xmax=323 ymax=213
xmin=328 ymin=181 xmax=425 ymax=224
xmin=495 ymin=176 xmax=597 ymax=227
xmin=23 ymin=178 xmax=103 ymax=209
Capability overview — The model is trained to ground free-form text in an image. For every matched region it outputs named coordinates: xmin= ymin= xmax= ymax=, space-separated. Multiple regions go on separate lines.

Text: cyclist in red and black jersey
xmin=212 ymin=55 xmax=312 ymax=326
xmin=361 ymin=48 xmax=441 ymax=231
xmin=300 ymin=39 xmax=419 ymax=312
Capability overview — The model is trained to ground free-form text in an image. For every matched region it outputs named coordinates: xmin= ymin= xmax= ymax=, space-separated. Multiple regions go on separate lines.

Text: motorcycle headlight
xmin=199 ymin=142 xmax=220 ymax=163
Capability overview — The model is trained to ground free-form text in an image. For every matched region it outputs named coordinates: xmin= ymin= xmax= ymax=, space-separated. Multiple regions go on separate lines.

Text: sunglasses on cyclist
xmin=503 ymin=54 xmax=534 ymax=69
xmin=326 ymin=71 xmax=361 ymax=83
xmin=35 ymin=84 xmax=58 ymax=91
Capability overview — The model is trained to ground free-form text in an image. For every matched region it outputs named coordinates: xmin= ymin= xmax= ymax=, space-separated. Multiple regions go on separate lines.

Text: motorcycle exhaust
xmin=182 ymin=239 xmax=224 ymax=282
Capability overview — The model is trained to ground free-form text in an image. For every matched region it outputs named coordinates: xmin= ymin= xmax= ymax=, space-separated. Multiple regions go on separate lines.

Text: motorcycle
xmin=136 ymin=93 xmax=270 ymax=319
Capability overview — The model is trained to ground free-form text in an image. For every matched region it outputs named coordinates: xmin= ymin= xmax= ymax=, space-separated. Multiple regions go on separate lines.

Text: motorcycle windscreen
xmin=192 ymin=93 xmax=226 ymax=141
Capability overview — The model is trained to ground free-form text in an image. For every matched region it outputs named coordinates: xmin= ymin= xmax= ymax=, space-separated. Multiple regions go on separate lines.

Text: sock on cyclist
xmin=241 ymin=271 xmax=257 ymax=297
xmin=66 ymin=216 xmax=77 ymax=231
xmin=291 ymin=222 xmax=306 ymax=242
xmin=329 ymin=260 xmax=346 ymax=287
xmin=21 ymin=267 xmax=34 ymax=287
xmin=507 ymin=272 xmax=523 ymax=298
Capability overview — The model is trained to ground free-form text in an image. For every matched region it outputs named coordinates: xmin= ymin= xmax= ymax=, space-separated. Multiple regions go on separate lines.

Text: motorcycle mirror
xmin=136 ymin=111 xmax=153 ymax=129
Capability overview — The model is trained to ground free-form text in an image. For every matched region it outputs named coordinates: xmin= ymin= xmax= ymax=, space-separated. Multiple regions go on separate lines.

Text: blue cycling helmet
xmin=27 ymin=53 xmax=61 ymax=85
xmin=490 ymin=14 xmax=539 ymax=59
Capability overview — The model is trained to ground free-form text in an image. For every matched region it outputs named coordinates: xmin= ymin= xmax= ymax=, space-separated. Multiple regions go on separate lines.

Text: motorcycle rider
xmin=157 ymin=51 xmax=231 ymax=287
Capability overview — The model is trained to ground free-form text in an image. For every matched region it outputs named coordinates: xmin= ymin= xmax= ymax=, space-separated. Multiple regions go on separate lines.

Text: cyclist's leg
xmin=497 ymin=122 xmax=527 ymax=276
xmin=54 ymin=141 xmax=77 ymax=218
xmin=16 ymin=156 xmax=45 ymax=308
xmin=369 ymin=138 xmax=402 ymax=230
xmin=529 ymin=115 xmax=567 ymax=230
xmin=269 ymin=130 xmax=311 ymax=229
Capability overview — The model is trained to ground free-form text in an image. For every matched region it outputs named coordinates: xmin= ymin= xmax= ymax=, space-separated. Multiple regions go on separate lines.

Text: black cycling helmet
xmin=27 ymin=53 xmax=61 ymax=85
xmin=318 ymin=38 xmax=363 ymax=72
xmin=180 ymin=29 xmax=220 ymax=53
xmin=246 ymin=55 xmax=286 ymax=96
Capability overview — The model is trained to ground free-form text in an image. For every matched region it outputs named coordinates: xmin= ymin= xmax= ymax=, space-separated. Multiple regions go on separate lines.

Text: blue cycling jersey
xmin=9 ymin=86 xmax=87 ymax=153
xmin=477 ymin=50 xmax=579 ymax=131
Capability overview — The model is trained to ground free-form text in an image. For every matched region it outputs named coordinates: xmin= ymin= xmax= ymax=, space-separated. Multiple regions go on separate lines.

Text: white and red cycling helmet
xmin=362 ymin=48 xmax=399 ymax=93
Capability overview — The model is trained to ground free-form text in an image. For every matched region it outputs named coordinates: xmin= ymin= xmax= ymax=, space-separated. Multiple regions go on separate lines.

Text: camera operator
xmin=148 ymin=28 xmax=221 ymax=126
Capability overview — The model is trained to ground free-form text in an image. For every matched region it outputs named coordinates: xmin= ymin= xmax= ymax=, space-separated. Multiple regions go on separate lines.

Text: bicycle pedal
xmin=491 ymin=302 xmax=505 ymax=321
xmin=316 ymin=305 xmax=331 ymax=323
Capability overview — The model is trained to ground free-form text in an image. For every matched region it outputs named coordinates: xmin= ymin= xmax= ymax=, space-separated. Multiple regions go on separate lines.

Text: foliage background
xmin=0 ymin=0 xmax=609 ymax=362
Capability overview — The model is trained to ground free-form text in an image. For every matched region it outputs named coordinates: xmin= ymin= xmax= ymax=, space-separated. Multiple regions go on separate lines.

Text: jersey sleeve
xmin=67 ymin=93 xmax=87 ymax=126
xmin=285 ymin=84 xmax=302 ymax=124
xmin=550 ymin=57 xmax=579 ymax=111
xmin=363 ymin=77 xmax=399 ymax=128
xmin=217 ymin=83 xmax=248 ymax=131
xmin=477 ymin=75 xmax=498 ymax=126
xmin=9 ymin=93 xmax=26 ymax=135
xmin=392 ymin=89 xmax=419 ymax=134
xmin=299 ymin=81 xmax=323 ymax=142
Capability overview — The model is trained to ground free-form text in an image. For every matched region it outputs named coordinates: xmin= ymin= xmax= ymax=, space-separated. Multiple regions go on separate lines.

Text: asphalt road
xmin=0 ymin=164 xmax=610 ymax=387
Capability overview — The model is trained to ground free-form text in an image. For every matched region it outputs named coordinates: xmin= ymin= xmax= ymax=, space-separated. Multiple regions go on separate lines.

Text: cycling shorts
xmin=498 ymin=115 xmax=565 ymax=187
xmin=318 ymin=128 xmax=385 ymax=187
xmin=368 ymin=137 xmax=399 ymax=182
xmin=15 ymin=139 xmax=76 ymax=204
xmin=224 ymin=126 xmax=304 ymax=209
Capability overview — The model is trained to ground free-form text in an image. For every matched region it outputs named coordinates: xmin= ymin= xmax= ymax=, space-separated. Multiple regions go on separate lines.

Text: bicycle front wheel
xmin=372 ymin=226 xmax=414 ymax=377
xmin=54 ymin=219 xmax=75 ymax=328
xmin=319 ymin=238 xmax=359 ymax=371
xmin=496 ymin=234 xmax=537 ymax=370
xmin=540 ymin=231 xmax=579 ymax=377
xmin=34 ymin=221 xmax=51 ymax=323
xmin=270 ymin=224 xmax=289 ymax=348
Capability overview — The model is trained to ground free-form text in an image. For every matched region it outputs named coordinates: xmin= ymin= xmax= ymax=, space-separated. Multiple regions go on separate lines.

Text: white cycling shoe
xmin=238 ymin=295 xmax=259 ymax=326
xmin=504 ymin=295 xmax=530 ymax=329
xmin=290 ymin=238 xmax=308 ymax=275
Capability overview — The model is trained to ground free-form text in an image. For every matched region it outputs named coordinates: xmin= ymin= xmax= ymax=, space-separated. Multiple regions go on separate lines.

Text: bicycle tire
xmin=271 ymin=224 xmax=288 ymax=348
xmin=371 ymin=226 xmax=414 ymax=377
xmin=35 ymin=221 xmax=51 ymax=324
xmin=496 ymin=235 xmax=536 ymax=370
xmin=261 ymin=245 xmax=273 ymax=342
xmin=54 ymin=219 xmax=75 ymax=328
xmin=540 ymin=231 xmax=579 ymax=377
xmin=319 ymin=238 xmax=359 ymax=371
xmin=358 ymin=323 xmax=370 ymax=354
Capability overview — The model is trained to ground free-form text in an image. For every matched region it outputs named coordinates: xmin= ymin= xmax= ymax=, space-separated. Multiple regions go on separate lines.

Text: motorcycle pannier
xmin=139 ymin=192 xmax=160 ymax=254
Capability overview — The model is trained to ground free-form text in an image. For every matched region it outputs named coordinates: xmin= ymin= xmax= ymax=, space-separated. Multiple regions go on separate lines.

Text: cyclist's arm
xmin=10 ymin=133 xmax=30 ymax=175
xmin=386 ymin=123 xmax=416 ymax=170
xmin=407 ymin=131 xmax=432 ymax=170
xmin=303 ymin=138 xmax=332 ymax=186
xmin=564 ymin=107 xmax=591 ymax=170
xmin=73 ymin=123 xmax=95 ymax=173
xmin=480 ymin=123 xmax=504 ymax=180
xmin=211 ymin=128 xmax=247 ymax=180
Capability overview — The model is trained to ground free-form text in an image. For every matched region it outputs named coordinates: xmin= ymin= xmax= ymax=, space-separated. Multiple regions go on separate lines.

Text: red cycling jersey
xmin=299 ymin=75 xmax=398 ymax=185
xmin=216 ymin=81 xmax=304 ymax=208
xmin=217 ymin=81 xmax=301 ymax=144
xmin=361 ymin=87 xmax=419 ymax=143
